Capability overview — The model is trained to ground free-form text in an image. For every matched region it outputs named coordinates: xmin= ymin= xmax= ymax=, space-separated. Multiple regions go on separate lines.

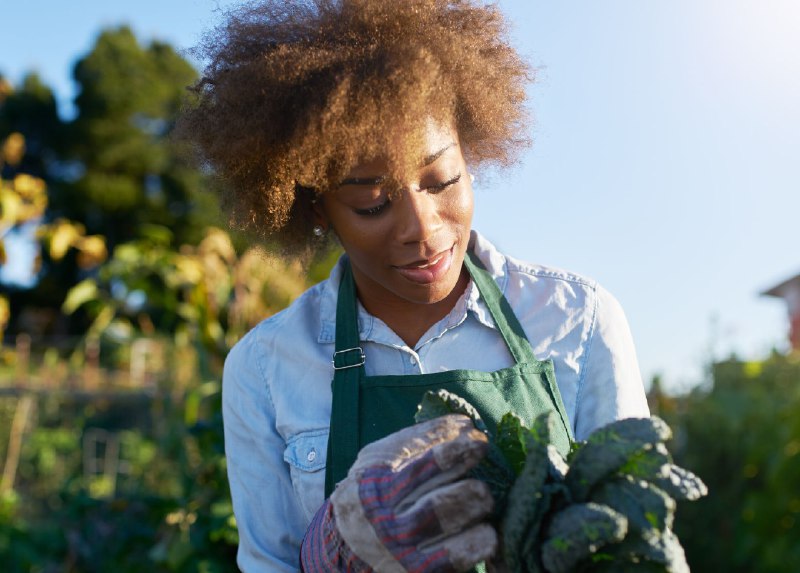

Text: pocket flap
xmin=283 ymin=430 xmax=328 ymax=472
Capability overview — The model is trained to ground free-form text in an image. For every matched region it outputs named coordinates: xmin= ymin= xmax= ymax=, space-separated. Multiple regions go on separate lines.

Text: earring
xmin=469 ymin=172 xmax=475 ymax=183
xmin=312 ymin=225 xmax=325 ymax=237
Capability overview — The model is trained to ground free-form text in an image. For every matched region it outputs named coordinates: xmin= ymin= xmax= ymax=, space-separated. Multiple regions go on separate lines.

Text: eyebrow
xmin=422 ymin=142 xmax=456 ymax=166
xmin=339 ymin=175 xmax=386 ymax=186
xmin=338 ymin=143 xmax=456 ymax=186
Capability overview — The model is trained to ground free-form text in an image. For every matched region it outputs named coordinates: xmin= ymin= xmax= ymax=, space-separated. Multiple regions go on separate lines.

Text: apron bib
xmin=324 ymin=251 xmax=573 ymax=497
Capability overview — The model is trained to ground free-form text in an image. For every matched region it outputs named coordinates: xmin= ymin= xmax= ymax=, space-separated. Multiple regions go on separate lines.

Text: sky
xmin=1 ymin=0 xmax=798 ymax=392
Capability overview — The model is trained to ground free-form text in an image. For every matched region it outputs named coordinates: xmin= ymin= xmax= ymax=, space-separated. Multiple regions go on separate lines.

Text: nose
xmin=395 ymin=188 xmax=443 ymax=244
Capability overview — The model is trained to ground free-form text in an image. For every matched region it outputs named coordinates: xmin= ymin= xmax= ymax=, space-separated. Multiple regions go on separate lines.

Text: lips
xmin=393 ymin=246 xmax=454 ymax=285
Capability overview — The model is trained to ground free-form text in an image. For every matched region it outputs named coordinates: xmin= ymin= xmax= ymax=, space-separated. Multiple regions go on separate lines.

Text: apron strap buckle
xmin=332 ymin=347 xmax=366 ymax=370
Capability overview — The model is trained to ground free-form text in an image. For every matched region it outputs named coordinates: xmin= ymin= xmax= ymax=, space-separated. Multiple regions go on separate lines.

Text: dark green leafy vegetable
xmin=592 ymin=476 xmax=675 ymax=533
xmin=592 ymin=529 xmax=689 ymax=573
xmin=617 ymin=443 xmax=671 ymax=482
xmin=496 ymin=412 xmax=528 ymax=475
xmin=414 ymin=389 xmax=487 ymax=432
xmin=502 ymin=412 xmax=554 ymax=573
xmin=520 ymin=481 xmax=571 ymax=573
xmin=583 ymin=557 xmax=668 ymax=573
xmin=541 ymin=502 xmax=628 ymax=573
xmin=652 ymin=464 xmax=708 ymax=502
xmin=413 ymin=390 xmax=706 ymax=573
xmin=565 ymin=417 xmax=672 ymax=502
xmin=547 ymin=445 xmax=570 ymax=481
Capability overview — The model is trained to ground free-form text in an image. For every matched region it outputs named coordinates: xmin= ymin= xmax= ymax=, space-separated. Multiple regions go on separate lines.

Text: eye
xmin=353 ymin=198 xmax=391 ymax=217
xmin=427 ymin=172 xmax=462 ymax=194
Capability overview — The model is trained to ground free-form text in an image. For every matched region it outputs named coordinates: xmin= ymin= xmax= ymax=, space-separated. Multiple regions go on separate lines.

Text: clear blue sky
xmin=2 ymin=0 xmax=798 ymax=392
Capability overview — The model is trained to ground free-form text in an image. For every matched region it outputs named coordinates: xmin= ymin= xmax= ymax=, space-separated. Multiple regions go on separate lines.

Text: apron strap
xmin=463 ymin=251 xmax=538 ymax=365
xmin=464 ymin=252 xmax=573 ymax=442
xmin=325 ymin=259 xmax=365 ymax=496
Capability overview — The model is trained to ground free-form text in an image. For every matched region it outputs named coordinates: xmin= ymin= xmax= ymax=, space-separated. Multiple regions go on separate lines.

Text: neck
xmin=356 ymin=268 xmax=471 ymax=348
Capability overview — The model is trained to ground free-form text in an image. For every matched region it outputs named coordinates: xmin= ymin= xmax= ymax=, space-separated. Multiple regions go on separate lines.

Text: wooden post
xmin=104 ymin=433 xmax=120 ymax=496
xmin=82 ymin=429 xmax=122 ymax=498
xmin=85 ymin=337 xmax=100 ymax=390
xmin=1 ymin=393 xmax=36 ymax=494
xmin=130 ymin=339 xmax=150 ymax=388
xmin=15 ymin=333 xmax=31 ymax=389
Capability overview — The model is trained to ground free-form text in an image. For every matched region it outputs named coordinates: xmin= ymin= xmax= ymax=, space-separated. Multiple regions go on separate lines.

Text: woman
xmin=181 ymin=1 xmax=649 ymax=571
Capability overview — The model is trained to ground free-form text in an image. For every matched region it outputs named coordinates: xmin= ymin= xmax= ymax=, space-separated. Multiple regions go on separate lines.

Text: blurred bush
xmin=1 ymin=80 xmax=336 ymax=569
xmin=0 ymin=381 xmax=238 ymax=572
xmin=653 ymin=352 xmax=800 ymax=572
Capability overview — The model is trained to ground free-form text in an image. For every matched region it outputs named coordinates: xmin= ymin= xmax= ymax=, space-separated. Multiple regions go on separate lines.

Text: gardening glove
xmin=301 ymin=414 xmax=498 ymax=572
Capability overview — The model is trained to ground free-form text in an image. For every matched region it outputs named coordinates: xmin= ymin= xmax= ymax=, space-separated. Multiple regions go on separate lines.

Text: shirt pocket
xmin=283 ymin=429 xmax=328 ymax=522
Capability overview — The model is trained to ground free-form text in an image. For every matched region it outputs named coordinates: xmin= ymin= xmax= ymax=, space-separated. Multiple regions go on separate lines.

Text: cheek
xmin=334 ymin=217 xmax=392 ymax=258
xmin=448 ymin=187 xmax=474 ymax=227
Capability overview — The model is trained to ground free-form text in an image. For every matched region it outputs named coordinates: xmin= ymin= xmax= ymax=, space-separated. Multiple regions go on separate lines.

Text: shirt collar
xmin=317 ymin=230 xmax=509 ymax=344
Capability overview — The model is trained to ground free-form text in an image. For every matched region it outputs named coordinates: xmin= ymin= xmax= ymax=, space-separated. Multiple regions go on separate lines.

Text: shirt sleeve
xmin=573 ymin=284 xmax=650 ymax=441
xmin=223 ymin=332 xmax=308 ymax=573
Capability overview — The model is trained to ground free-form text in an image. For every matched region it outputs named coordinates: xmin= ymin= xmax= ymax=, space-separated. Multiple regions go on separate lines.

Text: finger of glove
xmin=331 ymin=417 xmax=489 ymax=573
xmin=400 ymin=479 xmax=494 ymax=543
xmin=363 ymin=477 xmax=493 ymax=555
xmin=352 ymin=414 xmax=487 ymax=472
xmin=425 ymin=522 xmax=499 ymax=573
xmin=389 ymin=523 xmax=498 ymax=573
xmin=355 ymin=415 xmax=489 ymax=510
xmin=357 ymin=436 xmax=489 ymax=533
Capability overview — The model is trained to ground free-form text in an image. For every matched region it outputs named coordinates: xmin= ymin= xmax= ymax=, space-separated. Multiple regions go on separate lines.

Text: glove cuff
xmin=301 ymin=499 xmax=372 ymax=573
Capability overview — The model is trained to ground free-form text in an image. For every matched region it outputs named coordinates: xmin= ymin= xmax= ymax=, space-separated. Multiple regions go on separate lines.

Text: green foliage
xmin=502 ymin=413 xmax=557 ymax=573
xmin=0 ymin=383 xmax=237 ymax=573
xmin=415 ymin=390 xmax=706 ymax=573
xmin=60 ymin=225 xmax=311 ymax=363
xmin=661 ymin=352 xmax=800 ymax=572
xmin=565 ymin=417 xmax=672 ymax=502
xmin=415 ymin=388 xmax=487 ymax=432
xmin=592 ymin=476 xmax=674 ymax=533
xmin=62 ymin=26 xmax=214 ymax=247
xmin=541 ymin=502 xmax=628 ymax=573
xmin=0 ymin=22 xmax=345 ymax=573
xmin=496 ymin=412 xmax=528 ymax=475
xmin=0 ymin=73 xmax=63 ymax=179
xmin=1 ymin=26 xmax=220 ymax=339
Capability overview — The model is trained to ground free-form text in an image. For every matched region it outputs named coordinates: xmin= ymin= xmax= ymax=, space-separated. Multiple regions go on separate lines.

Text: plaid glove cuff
xmin=301 ymin=499 xmax=372 ymax=573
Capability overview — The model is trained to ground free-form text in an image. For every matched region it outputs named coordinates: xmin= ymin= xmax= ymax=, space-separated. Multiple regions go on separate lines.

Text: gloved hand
xmin=301 ymin=414 xmax=498 ymax=572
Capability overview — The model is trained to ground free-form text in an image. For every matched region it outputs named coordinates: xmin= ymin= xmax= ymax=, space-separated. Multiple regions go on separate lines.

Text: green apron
xmin=324 ymin=251 xmax=574 ymax=497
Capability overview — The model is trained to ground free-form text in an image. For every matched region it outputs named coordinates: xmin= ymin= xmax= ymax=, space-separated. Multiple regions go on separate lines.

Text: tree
xmin=61 ymin=26 xmax=218 ymax=248
xmin=0 ymin=27 xmax=221 ymax=338
xmin=0 ymin=132 xmax=108 ymax=339
xmin=0 ymin=73 xmax=62 ymax=182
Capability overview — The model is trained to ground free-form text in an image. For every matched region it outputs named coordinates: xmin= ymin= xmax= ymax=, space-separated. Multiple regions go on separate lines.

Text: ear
xmin=311 ymin=194 xmax=329 ymax=231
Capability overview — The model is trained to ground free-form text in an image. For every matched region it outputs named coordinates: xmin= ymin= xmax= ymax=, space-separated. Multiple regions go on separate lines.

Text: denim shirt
xmin=222 ymin=231 xmax=649 ymax=572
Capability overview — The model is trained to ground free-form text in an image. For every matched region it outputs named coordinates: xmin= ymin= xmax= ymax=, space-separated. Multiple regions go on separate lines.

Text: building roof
xmin=762 ymin=272 xmax=800 ymax=299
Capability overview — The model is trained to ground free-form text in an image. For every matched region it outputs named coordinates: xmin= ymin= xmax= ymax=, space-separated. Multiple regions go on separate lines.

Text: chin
xmin=398 ymin=271 xmax=465 ymax=306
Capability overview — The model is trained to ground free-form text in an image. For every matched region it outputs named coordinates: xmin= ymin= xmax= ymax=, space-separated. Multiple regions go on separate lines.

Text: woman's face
xmin=317 ymin=122 xmax=474 ymax=315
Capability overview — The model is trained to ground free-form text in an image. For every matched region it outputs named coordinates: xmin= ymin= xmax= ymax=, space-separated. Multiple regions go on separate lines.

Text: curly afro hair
xmin=179 ymin=0 xmax=532 ymax=254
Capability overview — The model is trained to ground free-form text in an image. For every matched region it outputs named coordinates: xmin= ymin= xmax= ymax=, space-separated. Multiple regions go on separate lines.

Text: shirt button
xmin=410 ymin=356 xmax=417 ymax=366
xmin=307 ymin=449 xmax=316 ymax=462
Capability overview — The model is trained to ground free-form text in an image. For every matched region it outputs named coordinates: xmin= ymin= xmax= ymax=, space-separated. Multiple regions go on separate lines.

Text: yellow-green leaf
xmin=62 ymin=279 xmax=99 ymax=314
